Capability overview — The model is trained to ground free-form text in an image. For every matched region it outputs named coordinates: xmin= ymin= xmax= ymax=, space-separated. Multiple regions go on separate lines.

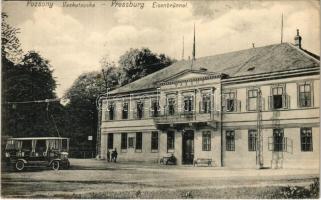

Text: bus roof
xmin=7 ymin=137 xmax=69 ymax=141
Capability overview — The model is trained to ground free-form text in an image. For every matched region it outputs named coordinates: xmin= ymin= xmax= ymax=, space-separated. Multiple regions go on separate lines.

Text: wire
xmin=4 ymin=98 xmax=61 ymax=104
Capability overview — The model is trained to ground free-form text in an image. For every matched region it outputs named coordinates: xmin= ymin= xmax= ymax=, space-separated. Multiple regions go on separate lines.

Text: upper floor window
xmin=226 ymin=130 xmax=235 ymax=151
xmin=224 ymin=92 xmax=237 ymax=112
xmin=136 ymin=101 xmax=144 ymax=119
xmin=183 ymin=95 xmax=194 ymax=113
xmin=301 ymin=128 xmax=313 ymax=151
xmin=247 ymin=89 xmax=258 ymax=111
xmin=150 ymin=99 xmax=160 ymax=117
xmin=167 ymin=98 xmax=176 ymax=115
xmin=108 ymin=102 xmax=115 ymax=120
xmin=202 ymin=131 xmax=211 ymax=151
xmin=299 ymin=83 xmax=312 ymax=107
xmin=248 ymin=130 xmax=257 ymax=151
xmin=269 ymin=86 xmax=288 ymax=110
xmin=122 ymin=102 xmax=129 ymax=119
xmin=200 ymin=94 xmax=211 ymax=113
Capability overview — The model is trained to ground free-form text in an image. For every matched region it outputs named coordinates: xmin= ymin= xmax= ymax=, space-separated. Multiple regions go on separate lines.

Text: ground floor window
xmin=248 ymin=130 xmax=257 ymax=151
xmin=202 ymin=131 xmax=211 ymax=151
xmin=151 ymin=131 xmax=158 ymax=151
xmin=273 ymin=129 xmax=284 ymax=152
xmin=121 ymin=133 xmax=127 ymax=150
xmin=136 ymin=132 xmax=142 ymax=150
xmin=167 ymin=131 xmax=175 ymax=151
xmin=107 ymin=133 xmax=113 ymax=149
xmin=301 ymin=128 xmax=313 ymax=151
xmin=226 ymin=130 xmax=235 ymax=151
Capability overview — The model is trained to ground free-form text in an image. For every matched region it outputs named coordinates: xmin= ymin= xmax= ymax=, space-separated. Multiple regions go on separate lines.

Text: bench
xmin=193 ymin=158 xmax=213 ymax=167
xmin=160 ymin=155 xmax=177 ymax=165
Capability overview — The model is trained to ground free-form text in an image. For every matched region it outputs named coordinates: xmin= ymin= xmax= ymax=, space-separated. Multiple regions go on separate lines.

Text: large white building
xmin=98 ymin=30 xmax=319 ymax=169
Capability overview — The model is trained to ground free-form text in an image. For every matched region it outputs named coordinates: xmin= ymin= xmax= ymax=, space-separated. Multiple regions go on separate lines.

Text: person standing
xmin=106 ymin=149 xmax=110 ymax=162
xmin=112 ymin=148 xmax=118 ymax=163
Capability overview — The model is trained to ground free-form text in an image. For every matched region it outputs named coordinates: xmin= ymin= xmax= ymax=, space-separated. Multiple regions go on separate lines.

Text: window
xmin=273 ymin=129 xmax=284 ymax=152
xmin=136 ymin=132 xmax=142 ymax=150
xmin=108 ymin=103 xmax=115 ymax=120
xmin=128 ymin=137 xmax=134 ymax=148
xmin=202 ymin=131 xmax=211 ymax=151
xmin=224 ymin=92 xmax=236 ymax=112
xmin=35 ymin=140 xmax=46 ymax=155
xmin=183 ymin=96 xmax=194 ymax=113
xmin=226 ymin=130 xmax=235 ymax=151
xmin=151 ymin=100 xmax=160 ymax=117
xmin=167 ymin=131 xmax=175 ymax=150
xmin=248 ymin=130 xmax=257 ymax=151
xmin=122 ymin=102 xmax=129 ymax=119
xmin=299 ymin=83 xmax=312 ymax=107
xmin=200 ymin=94 xmax=211 ymax=113
xmin=151 ymin=131 xmax=158 ymax=151
xmin=121 ymin=133 xmax=127 ymax=149
xmin=247 ymin=90 xmax=258 ymax=111
xmin=226 ymin=131 xmax=235 ymax=151
xmin=301 ymin=128 xmax=313 ymax=151
xmin=271 ymin=87 xmax=285 ymax=109
xmin=168 ymin=98 xmax=176 ymax=115
xmin=107 ymin=133 xmax=114 ymax=149
xmin=136 ymin=101 xmax=144 ymax=119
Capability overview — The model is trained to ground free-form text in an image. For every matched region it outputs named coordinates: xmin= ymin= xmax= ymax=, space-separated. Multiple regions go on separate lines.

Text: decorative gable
xmin=160 ymin=69 xmax=219 ymax=84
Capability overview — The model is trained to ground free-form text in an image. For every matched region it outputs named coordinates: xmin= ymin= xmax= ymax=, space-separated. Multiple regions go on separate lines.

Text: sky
xmin=3 ymin=0 xmax=320 ymax=97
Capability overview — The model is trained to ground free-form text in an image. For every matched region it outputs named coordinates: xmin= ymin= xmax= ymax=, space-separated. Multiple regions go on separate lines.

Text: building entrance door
xmin=182 ymin=130 xmax=194 ymax=164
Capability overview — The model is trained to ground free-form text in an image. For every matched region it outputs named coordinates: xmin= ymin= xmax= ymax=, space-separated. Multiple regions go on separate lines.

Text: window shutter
xmin=133 ymin=104 xmax=137 ymax=119
xmin=246 ymin=98 xmax=249 ymax=111
xmin=268 ymin=137 xmax=273 ymax=151
xmin=282 ymin=95 xmax=289 ymax=109
xmin=236 ymin=99 xmax=241 ymax=112
xmin=141 ymin=103 xmax=144 ymax=118
xmin=105 ymin=109 xmax=109 ymax=121
xmin=260 ymin=97 xmax=265 ymax=111
xmin=222 ymin=96 xmax=227 ymax=112
xmin=286 ymin=137 xmax=293 ymax=154
xmin=199 ymin=101 xmax=202 ymax=113
xmin=268 ymin=96 xmax=273 ymax=110
xmin=113 ymin=106 xmax=116 ymax=120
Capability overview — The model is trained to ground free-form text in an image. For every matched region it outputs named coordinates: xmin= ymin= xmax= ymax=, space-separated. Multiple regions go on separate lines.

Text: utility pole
xmin=256 ymin=89 xmax=264 ymax=169
xmin=281 ymin=13 xmax=284 ymax=44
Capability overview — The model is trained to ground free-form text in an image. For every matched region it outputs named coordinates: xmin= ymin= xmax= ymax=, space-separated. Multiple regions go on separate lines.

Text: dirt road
xmin=1 ymin=159 xmax=319 ymax=198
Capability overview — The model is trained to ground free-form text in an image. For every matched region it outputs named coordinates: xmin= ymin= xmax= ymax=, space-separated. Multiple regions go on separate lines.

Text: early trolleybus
xmin=5 ymin=137 xmax=70 ymax=171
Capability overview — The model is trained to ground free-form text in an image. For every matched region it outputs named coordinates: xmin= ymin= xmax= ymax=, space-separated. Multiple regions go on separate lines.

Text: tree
xmin=118 ymin=48 xmax=175 ymax=85
xmin=1 ymin=12 xmax=23 ymax=64
xmin=63 ymin=72 xmax=105 ymax=155
xmin=2 ymin=51 xmax=60 ymax=137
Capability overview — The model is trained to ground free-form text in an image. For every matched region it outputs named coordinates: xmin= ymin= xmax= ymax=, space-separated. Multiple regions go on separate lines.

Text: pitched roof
xmin=110 ymin=43 xmax=320 ymax=95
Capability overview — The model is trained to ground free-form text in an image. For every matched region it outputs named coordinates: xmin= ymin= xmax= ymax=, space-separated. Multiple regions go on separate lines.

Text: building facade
xmin=98 ymin=34 xmax=320 ymax=169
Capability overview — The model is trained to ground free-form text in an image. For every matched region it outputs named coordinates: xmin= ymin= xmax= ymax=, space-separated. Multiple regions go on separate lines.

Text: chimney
xmin=294 ymin=29 xmax=302 ymax=48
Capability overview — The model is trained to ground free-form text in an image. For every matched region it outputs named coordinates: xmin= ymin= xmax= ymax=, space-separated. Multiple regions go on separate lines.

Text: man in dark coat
xmin=112 ymin=148 xmax=118 ymax=163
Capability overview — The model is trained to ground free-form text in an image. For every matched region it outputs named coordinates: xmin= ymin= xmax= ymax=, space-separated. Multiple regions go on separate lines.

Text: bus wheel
xmin=15 ymin=160 xmax=25 ymax=171
xmin=51 ymin=161 xmax=60 ymax=170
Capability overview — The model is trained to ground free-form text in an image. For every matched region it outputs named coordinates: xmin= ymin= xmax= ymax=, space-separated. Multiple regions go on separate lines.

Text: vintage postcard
xmin=1 ymin=0 xmax=320 ymax=198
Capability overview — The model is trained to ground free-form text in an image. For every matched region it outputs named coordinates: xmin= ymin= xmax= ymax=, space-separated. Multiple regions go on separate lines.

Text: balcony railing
xmin=154 ymin=111 xmax=213 ymax=124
